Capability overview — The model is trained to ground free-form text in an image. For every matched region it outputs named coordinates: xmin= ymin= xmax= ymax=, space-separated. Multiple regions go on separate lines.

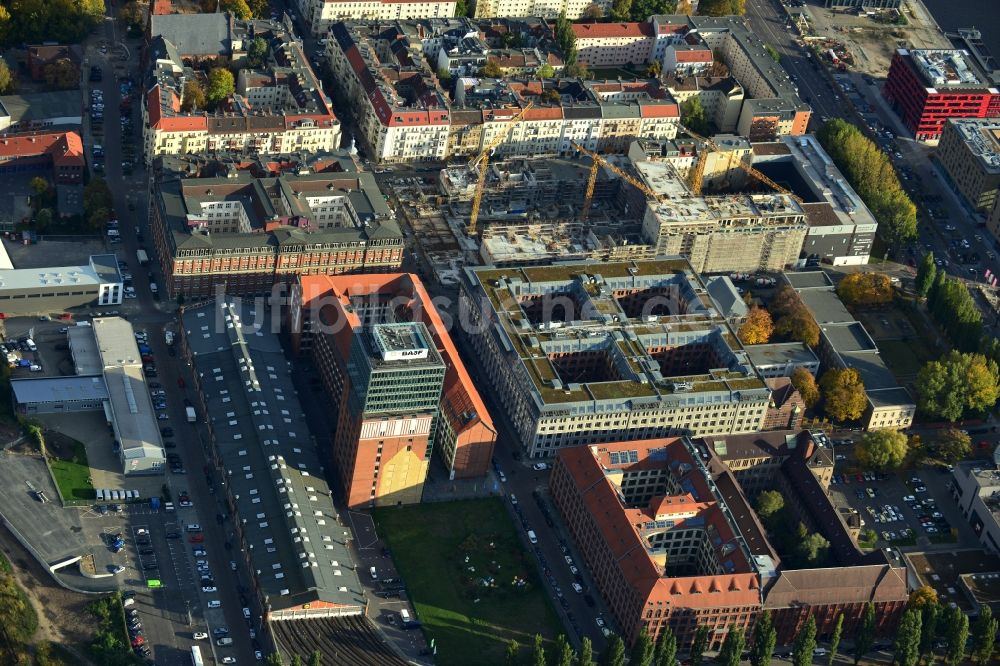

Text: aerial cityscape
xmin=0 ymin=0 xmax=999 ymax=664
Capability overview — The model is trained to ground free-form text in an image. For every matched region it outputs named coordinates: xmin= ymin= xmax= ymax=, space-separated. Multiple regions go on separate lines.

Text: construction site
xmin=394 ymin=113 xmax=877 ymax=280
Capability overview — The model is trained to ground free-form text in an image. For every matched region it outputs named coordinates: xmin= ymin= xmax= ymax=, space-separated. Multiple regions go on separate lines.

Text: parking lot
xmin=829 ymin=463 xmax=981 ymax=553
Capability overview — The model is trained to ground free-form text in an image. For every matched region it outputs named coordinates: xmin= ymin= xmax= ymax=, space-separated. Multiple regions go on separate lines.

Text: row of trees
xmin=608 ymin=0 xmax=678 ymax=23
xmin=905 ymin=587 xmax=997 ymax=665
xmin=0 ymin=0 xmax=106 ymax=46
xmin=925 ymin=267 xmax=984 ymax=353
xmin=817 ymin=119 xmax=918 ymax=249
xmin=263 ymin=650 xmax=322 ymax=666
xmin=505 ymin=631 xmax=675 ymax=666
xmin=695 ymin=0 xmax=746 ymax=16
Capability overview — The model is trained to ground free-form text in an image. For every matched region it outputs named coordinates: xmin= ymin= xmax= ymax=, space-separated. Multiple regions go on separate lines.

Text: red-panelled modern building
xmin=883 ymin=48 xmax=1000 ymax=141
xmin=290 ymin=273 xmax=496 ymax=508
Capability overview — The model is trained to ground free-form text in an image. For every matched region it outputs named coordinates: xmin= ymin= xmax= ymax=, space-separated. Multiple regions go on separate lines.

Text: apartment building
xmin=327 ymin=19 xmax=679 ymax=162
xmin=654 ymin=15 xmax=811 ymax=140
xmin=472 ymin=0 xmax=609 ymax=19
xmin=290 ymin=273 xmax=496 ymax=494
xmin=550 ymin=435 xmax=907 ymax=648
xmin=460 ymin=259 xmax=772 ymax=458
xmin=936 ymin=118 xmax=1000 ymax=213
xmin=149 ymin=152 xmax=402 ymax=300
xmin=292 ymin=0 xmax=456 ymax=37
xmin=571 ymin=23 xmax=656 ymax=68
xmin=144 ymin=15 xmax=340 ymax=164
xmin=884 ymin=49 xmax=1000 ymax=142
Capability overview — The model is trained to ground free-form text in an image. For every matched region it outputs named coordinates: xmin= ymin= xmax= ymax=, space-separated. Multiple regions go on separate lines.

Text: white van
xmin=96 ymin=489 xmax=105 ymax=501
xmin=369 ymin=566 xmax=377 ymax=579
xmin=29 ymin=364 xmax=42 ymax=372
xmin=527 ymin=530 xmax=538 ymax=544
xmin=400 ymin=609 xmax=411 ymax=624
xmin=217 ymin=637 xmax=233 ymax=646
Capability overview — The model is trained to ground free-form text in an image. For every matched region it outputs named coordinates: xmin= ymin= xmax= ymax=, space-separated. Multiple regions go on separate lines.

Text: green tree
xmin=43 ymin=59 xmax=78 ymax=89
xmin=738 ymin=306 xmax=774 ymax=344
xmin=631 ymin=627 xmax=654 ymax=666
xmin=936 ymin=428 xmax=972 ymax=464
xmin=455 ymin=0 xmax=468 ymax=16
xmin=482 ymin=60 xmax=503 ymax=78
xmin=971 ymin=605 xmax=998 ymax=664
xmin=582 ymin=3 xmax=604 ymax=19
xmin=774 ymin=309 xmax=821 ymax=347
xmin=600 ymin=634 xmax=625 ymax=666
xmin=893 ymin=607 xmax=922 ymax=666
xmin=791 ymin=367 xmax=820 ymax=408
xmin=506 ymin=639 xmax=522 ymax=666
xmin=820 ymin=367 xmax=868 ymax=422
xmin=750 ymin=611 xmax=776 ymax=666
xmin=0 ymin=58 xmax=14 ymax=94
xmin=206 ymin=68 xmax=236 ymax=108
xmin=265 ymin=654 xmax=285 ymax=666
xmin=716 ymin=627 xmax=744 ymax=666
xmin=83 ymin=177 xmax=113 ymax=216
xmin=680 ymin=97 xmax=709 ymax=136
xmin=579 ymin=637 xmax=594 ymax=666
xmin=221 ymin=0 xmax=253 ymax=18
xmin=654 ymin=626 xmax=677 ymax=666
xmin=308 ymin=650 xmax=321 ymax=666
xmin=248 ymin=0 xmax=270 ymax=16
xmin=792 ymin=614 xmax=816 ymax=666
xmin=553 ymin=634 xmax=574 ymax=666
xmin=118 ymin=1 xmax=144 ymax=32
xmin=918 ymin=603 xmax=941 ymax=661
xmin=916 ymin=252 xmax=936 ymax=298
xmin=537 ymin=64 xmax=556 ymax=78
xmin=290 ymin=656 xmax=303 ymax=666
xmin=696 ymin=0 xmax=745 ymax=15
xmin=30 ymin=176 xmax=49 ymax=196
xmin=908 ymin=585 xmax=938 ymax=609
xmin=247 ymin=37 xmax=269 ymax=68
xmin=917 ymin=351 xmax=1000 ymax=421
xmin=610 ymin=0 xmax=633 ymax=21
xmin=690 ymin=625 xmax=710 ymax=666
xmin=646 ymin=60 xmax=663 ymax=78
xmin=943 ymin=605 xmax=969 ymax=666
xmin=827 ymin=613 xmax=843 ymax=666
xmin=836 ymin=272 xmax=894 ymax=308
xmin=856 ymin=429 xmax=909 ymax=470
xmin=755 ymin=490 xmax=784 ymax=521
xmin=765 ymin=44 xmax=780 ymax=62
xmin=796 ymin=531 xmax=829 ymax=565
xmin=182 ymin=79 xmax=207 ymax=112
xmin=926 ymin=278 xmax=984 ymax=351
xmin=532 ymin=633 xmax=546 ymax=666
xmin=854 ymin=603 xmax=876 ymax=665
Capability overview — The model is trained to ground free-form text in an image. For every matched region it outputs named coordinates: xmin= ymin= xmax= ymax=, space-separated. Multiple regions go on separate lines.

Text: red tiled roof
xmin=675 ymin=50 xmax=713 ymax=62
xmin=0 ymin=131 xmax=85 ymax=166
xmin=571 ymin=22 xmax=654 ymax=39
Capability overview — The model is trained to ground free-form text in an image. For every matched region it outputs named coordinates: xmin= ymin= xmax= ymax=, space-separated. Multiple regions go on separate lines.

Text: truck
xmin=136 ymin=249 xmax=149 ymax=266
xmin=186 ymin=406 xmax=196 ymax=423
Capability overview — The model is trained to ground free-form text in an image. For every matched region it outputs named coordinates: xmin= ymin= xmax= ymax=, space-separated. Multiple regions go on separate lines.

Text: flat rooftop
xmin=783 ymin=270 xmax=833 ymax=290
xmin=0 ymin=91 xmax=82 ymax=125
xmin=908 ymin=49 xmax=989 ymax=89
xmin=906 ymin=549 xmax=1000 ymax=612
xmin=839 ymin=350 xmax=900 ymax=391
xmin=183 ymin=300 xmax=365 ymax=613
xmin=10 ymin=375 xmax=108 ymax=404
xmin=68 ymin=326 xmax=102 ymax=375
xmin=746 ymin=342 xmax=818 ymax=368
xmin=0 ymin=260 xmax=115 ymax=292
xmin=797 ymin=288 xmax=855 ymax=324
xmin=946 ymin=118 xmax=1000 ymax=173
xmin=821 ymin=322 xmax=878 ymax=353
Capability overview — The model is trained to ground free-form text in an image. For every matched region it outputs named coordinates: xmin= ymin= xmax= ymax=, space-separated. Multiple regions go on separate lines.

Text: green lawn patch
xmin=877 ymin=339 xmax=925 ymax=378
xmin=47 ymin=439 xmax=95 ymax=502
xmin=372 ymin=499 xmax=562 ymax=666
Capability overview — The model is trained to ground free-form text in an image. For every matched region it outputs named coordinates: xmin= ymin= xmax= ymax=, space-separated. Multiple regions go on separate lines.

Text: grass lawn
xmin=372 ymin=499 xmax=562 ymax=666
xmin=47 ymin=438 xmax=94 ymax=502
xmin=877 ymin=339 xmax=925 ymax=378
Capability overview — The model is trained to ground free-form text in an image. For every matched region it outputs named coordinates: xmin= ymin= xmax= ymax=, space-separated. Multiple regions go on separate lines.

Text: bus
xmin=191 ymin=646 xmax=204 ymax=666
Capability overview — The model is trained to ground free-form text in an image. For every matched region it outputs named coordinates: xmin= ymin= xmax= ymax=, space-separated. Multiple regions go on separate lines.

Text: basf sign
xmin=382 ymin=347 xmax=429 ymax=362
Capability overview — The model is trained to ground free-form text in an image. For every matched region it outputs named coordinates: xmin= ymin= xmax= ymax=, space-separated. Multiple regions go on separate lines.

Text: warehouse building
xmin=182 ymin=299 xmax=366 ymax=620
xmin=0 ymin=255 xmax=122 ymax=316
xmin=11 ymin=375 xmax=109 ymax=414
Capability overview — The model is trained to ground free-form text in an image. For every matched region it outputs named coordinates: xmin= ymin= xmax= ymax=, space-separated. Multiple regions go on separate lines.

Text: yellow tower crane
xmin=679 ymin=123 xmax=803 ymax=202
xmin=468 ymin=102 xmax=533 ymax=235
xmin=573 ymin=142 xmax=660 ymax=220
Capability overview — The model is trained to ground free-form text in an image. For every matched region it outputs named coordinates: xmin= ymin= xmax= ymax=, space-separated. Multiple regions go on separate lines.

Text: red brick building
xmin=883 ymin=48 xmax=1000 ymax=141
xmin=290 ymin=273 xmax=496 ymax=507
xmin=762 ymin=377 xmax=805 ymax=431
xmin=551 ymin=434 xmax=908 ymax=647
xmin=26 ymin=45 xmax=82 ymax=82
xmin=0 ymin=131 xmax=85 ymax=184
